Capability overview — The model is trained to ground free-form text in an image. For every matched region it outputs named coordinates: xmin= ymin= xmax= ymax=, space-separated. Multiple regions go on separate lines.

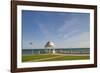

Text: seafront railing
xmin=22 ymin=48 xmax=90 ymax=55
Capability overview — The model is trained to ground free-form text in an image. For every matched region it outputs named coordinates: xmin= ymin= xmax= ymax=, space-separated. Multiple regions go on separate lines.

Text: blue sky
xmin=22 ymin=10 xmax=90 ymax=49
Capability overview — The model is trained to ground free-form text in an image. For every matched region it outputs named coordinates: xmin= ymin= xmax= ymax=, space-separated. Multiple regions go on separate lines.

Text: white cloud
xmin=62 ymin=30 xmax=79 ymax=38
xmin=37 ymin=23 xmax=51 ymax=39
xmin=56 ymin=32 xmax=90 ymax=48
xmin=58 ymin=18 xmax=78 ymax=33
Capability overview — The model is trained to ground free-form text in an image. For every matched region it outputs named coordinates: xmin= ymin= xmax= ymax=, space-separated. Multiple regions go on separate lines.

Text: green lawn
xmin=22 ymin=54 xmax=90 ymax=62
xmin=43 ymin=55 xmax=89 ymax=61
xmin=22 ymin=54 xmax=59 ymax=62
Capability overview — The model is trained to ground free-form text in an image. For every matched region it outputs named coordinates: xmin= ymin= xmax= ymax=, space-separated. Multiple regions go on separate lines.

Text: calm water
xmin=22 ymin=48 xmax=90 ymax=55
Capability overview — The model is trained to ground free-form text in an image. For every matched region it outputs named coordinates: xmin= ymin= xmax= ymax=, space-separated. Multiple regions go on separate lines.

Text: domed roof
xmin=45 ymin=41 xmax=55 ymax=48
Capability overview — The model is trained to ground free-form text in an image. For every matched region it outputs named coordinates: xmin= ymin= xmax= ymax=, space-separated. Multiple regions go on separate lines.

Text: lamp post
xmin=29 ymin=42 xmax=33 ymax=54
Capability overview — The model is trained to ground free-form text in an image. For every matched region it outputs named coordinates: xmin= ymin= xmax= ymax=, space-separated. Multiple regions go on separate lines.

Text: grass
xmin=22 ymin=54 xmax=59 ymax=62
xmin=43 ymin=55 xmax=89 ymax=61
xmin=22 ymin=54 xmax=90 ymax=62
